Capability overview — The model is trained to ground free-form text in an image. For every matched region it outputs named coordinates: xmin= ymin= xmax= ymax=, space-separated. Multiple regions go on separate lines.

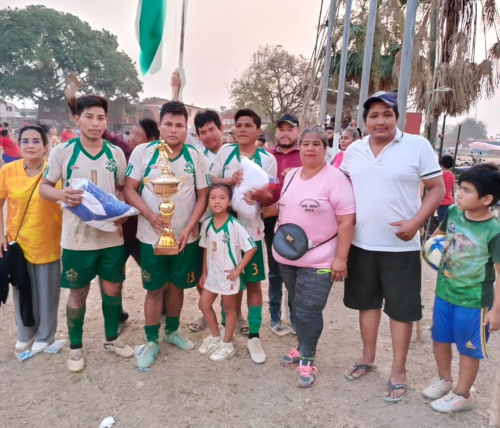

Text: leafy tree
xmin=0 ymin=5 xmax=143 ymax=105
xmin=230 ymin=45 xmax=308 ymax=124
xmin=443 ymin=118 xmax=488 ymax=147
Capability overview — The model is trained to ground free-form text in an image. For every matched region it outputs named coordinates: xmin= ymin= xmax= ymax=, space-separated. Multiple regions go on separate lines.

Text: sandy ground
xmin=0 ymin=260 xmax=498 ymax=428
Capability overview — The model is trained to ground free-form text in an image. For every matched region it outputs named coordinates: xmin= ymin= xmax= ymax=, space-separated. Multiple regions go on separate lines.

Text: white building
xmin=0 ymin=102 xmax=16 ymax=125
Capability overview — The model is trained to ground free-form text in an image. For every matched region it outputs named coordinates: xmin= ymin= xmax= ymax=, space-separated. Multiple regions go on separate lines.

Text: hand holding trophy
xmin=144 ymin=140 xmax=186 ymax=255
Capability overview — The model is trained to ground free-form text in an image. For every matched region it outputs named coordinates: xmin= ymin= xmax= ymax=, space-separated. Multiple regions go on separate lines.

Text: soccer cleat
xmin=423 ymin=379 xmax=453 ymax=400
xmin=210 ymin=342 xmax=236 ymax=361
xmin=137 ymin=342 xmax=160 ymax=369
xmin=164 ymin=331 xmax=195 ymax=350
xmin=281 ymin=347 xmax=301 ymax=367
xmin=68 ymin=348 xmax=85 ymax=372
xmin=103 ymin=339 xmax=135 ymax=358
xmin=247 ymin=337 xmax=266 ymax=364
xmin=199 ymin=335 xmax=222 ymax=355
xmin=430 ymin=391 xmax=475 ymax=413
xmin=297 ymin=359 xmax=318 ymax=388
xmin=31 ymin=341 xmax=49 ymax=354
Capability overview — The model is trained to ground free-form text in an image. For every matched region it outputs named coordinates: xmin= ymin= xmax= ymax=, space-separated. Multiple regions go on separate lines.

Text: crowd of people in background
xmin=3 ymin=77 xmax=500 ymax=418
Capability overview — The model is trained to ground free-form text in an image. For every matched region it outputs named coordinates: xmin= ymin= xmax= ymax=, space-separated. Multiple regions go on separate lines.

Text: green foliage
xmin=443 ymin=118 xmax=489 ymax=147
xmin=230 ymin=45 xmax=308 ymax=124
xmin=0 ymin=5 xmax=143 ymax=104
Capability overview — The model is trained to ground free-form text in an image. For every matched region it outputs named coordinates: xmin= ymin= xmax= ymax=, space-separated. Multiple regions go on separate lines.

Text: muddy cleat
xmin=137 ymin=342 xmax=160 ymax=369
xmin=163 ymin=331 xmax=195 ymax=350
xmin=103 ymin=339 xmax=134 ymax=358
xmin=68 ymin=348 xmax=85 ymax=372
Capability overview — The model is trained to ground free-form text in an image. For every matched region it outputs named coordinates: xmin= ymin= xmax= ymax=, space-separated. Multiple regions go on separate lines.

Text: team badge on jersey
xmin=184 ymin=162 xmax=195 ymax=175
xmin=222 ymin=233 xmax=230 ymax=244
xmin=106 ymin=159 xmax=117 ymax=173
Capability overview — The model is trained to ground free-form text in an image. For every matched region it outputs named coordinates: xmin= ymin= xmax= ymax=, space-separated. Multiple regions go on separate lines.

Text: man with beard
xmin=264 ymin=114 xmax=302 ymax=335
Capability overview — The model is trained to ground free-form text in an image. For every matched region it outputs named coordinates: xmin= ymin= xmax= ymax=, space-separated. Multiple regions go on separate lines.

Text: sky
xmin=2 ymin=0 xmax=500 ymax=136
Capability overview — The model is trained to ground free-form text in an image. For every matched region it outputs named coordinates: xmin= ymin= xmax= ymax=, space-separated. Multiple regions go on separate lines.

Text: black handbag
xmin=272 ymin=169 xmax=337 ymax=261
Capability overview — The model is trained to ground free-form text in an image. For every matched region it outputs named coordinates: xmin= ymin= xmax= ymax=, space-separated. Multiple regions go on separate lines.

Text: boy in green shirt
xmin=423 ymin=164 xmax=500 ymax=413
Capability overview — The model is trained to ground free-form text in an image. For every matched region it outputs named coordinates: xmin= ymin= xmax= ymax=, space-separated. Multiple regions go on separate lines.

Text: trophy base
xmin=154 ymin=244 xmax=179 ymax=256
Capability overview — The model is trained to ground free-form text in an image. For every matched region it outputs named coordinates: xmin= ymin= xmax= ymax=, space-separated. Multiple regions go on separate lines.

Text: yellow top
xmin=0 ymin=160 xmax=62 ymax=264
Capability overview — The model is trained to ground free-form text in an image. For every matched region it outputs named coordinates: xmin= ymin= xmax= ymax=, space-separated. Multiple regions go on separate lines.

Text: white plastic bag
xmin=62 ymin=178 xmax=139 ymax=232
xmin=231 ymin=157 xmax=269 ymax=220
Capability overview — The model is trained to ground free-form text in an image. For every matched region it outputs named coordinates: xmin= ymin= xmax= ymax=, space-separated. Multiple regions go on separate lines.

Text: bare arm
xmin=178 ymin=187 xmax=209 ymax=252
xmin=331 ymin=213 xmax=355 ymax=282
xmin=225 ymin=246 xmax=258 ymax=281
xmin=484 ymin=264 xmax=500 ymax=332
xmin=39 ymin=178 xmax=83 ymax=206
xmin=390 ymin=176 xmax=445 ymax=242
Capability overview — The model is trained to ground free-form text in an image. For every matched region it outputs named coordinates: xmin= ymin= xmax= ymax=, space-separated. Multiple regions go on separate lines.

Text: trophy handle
xmin=143 ymin=178 xmax=160 ymax=198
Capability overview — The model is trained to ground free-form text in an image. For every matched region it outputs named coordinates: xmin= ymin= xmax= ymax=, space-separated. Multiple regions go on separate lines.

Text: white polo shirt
xmin=340 ymin=128 xmax=442 ymax=252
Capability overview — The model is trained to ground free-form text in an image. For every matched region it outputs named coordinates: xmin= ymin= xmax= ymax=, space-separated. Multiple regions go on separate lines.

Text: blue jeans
xmin=279 ymin=263 xmax=333 ymax=359
xmin=264 ymin=217 xmax=294 ymax=326
xmin=437 ymin=205 xmax=450 ymax=223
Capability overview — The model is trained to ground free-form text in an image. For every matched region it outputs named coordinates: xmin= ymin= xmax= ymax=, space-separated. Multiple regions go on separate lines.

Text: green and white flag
xmin=136 ymin=0 xmax=168 ymax=76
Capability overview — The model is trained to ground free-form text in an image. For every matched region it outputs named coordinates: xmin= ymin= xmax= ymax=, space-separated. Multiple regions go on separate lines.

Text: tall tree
xmin=230 ymin=45 xmax=309 ymax=124
xmin=0 ymin=6 xmax=143 ymax=105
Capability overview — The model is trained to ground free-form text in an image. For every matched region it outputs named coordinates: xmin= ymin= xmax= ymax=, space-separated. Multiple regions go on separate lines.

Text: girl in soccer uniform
xmin=198 ymin=185 xmax=257 ymax=361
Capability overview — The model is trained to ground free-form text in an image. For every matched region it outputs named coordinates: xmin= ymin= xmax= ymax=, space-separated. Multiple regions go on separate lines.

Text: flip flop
xmin=188 ymin=316 xmax=207 ymax=332
xmin=237 ymin=318 xmax=249 ymax=334
xmin=383 ymin=380 xmax=407 ymax=403
xmin=344 ymin=361 xmax=377 ymax=381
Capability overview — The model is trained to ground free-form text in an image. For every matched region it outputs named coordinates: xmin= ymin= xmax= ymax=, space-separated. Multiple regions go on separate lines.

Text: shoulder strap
xmin=277 ymin=169 xmax=298 ymax=225
xmin=15 ymin=170 xmax=44 ymax=241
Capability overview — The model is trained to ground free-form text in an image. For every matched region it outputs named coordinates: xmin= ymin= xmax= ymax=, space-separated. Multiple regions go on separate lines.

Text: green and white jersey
xmin=200 ymin=214 xmax=256 ymax=295
xmin=127 ymin=142 xmax=210 ymax=245
xmin=199 ymin=147 xmax=219 ymax=223
xmin=44 ymin=138 xmax=127 ymax=251
xmin=211 ymin=144 xmax=278 ymax=240
xmin=437 ymin=204 xmax=500 ymax=308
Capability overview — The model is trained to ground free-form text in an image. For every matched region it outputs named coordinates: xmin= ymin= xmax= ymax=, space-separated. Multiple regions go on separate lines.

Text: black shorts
xmin=343 ymin=245 xmax=422 ymax=322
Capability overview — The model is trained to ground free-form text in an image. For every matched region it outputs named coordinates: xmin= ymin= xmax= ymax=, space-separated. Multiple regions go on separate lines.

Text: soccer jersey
xmin=44 ymin=138 xmax=127 ymax=251
xmin=437 ymin=204 xmax=500 ymax=308
xmin=200 ymin=215 xmax=256 ymax=295
xmin=199 ymin=147 xmax=218 ymax=223
xmin=127 ymin=142 xmax=210 ymax=245
xmin=211 ymin=144 xmax=278 ymax=240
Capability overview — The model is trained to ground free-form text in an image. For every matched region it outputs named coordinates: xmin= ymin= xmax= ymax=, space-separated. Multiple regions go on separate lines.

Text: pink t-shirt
xmin=273 ymin=165 xmax=355 ymax=268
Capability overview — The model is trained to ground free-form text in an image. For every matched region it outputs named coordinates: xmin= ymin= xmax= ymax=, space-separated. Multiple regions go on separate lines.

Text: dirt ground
xmin=0 ymin=260 xmax=498 ymax=428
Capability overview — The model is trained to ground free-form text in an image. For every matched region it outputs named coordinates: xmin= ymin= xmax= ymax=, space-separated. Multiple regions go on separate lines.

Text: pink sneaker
xmin=281 ymin=347 xmax=300 ymax=367
xmin=297 ymin=360 xmax=318 ymax=388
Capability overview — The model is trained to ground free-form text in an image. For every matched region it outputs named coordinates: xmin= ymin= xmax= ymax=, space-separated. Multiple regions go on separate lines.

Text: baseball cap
xmin=276 ymin=114 xmax=299 ymax=127
xmin=363 ymin=91 xmax=398 ymax=109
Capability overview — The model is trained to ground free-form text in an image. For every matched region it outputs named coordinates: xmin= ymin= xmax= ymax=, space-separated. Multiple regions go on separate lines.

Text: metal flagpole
xmin=319 ymin=0 xmax=337 ymax=127
xmin=452 ymin=125 xmax=461 ymax=173
xmin=177 ymin=0 xmax=188 ymax=101
xmin=397 ymin=0 xmax=419 ymax=130
xmin=334 ymin=0 xmax=353 ymax=135
xmin=438 ymin=114 xmax=447 ymax=159
xmin=356 ymin=0 xmax=378 ymax=131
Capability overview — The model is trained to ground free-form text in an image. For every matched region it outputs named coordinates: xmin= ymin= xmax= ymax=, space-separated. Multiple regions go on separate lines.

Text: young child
xmin=198 ymin=184 xmax=257 ymax=361
xmin=438 ymin=154 xmax=455 ymax=222
xmin=424 ymin=163 xmax=500 ymax=413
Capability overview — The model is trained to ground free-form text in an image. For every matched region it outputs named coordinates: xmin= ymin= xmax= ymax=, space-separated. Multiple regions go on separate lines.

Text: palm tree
xmin=326 ymin=0 xmax=500 ymax=144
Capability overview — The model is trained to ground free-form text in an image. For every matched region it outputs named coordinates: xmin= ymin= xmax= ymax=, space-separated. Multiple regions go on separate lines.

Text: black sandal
xmin=383 ymin=380 xmax=407 ymax=403
xmin=344 ymin=361 xmax=376 ymax=381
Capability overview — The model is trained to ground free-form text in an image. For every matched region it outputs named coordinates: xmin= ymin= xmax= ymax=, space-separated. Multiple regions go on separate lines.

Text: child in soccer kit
xmin=198 ymin=184 xmax=257 ymax=361
xmin=424 ymin=164 xmax=500 ymax=413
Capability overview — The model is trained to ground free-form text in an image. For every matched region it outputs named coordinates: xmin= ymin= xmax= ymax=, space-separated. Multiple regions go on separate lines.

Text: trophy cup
xmin=143 ymin=140 xmax=186 ymax=255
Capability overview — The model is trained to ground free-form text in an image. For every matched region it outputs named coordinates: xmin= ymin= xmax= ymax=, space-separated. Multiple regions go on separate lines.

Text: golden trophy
xmin=143 ymin=140 xmax=185 ymax=255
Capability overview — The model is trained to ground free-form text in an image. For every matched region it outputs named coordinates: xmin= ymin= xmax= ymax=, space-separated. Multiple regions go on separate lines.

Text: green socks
xmin=248 ymin=306 xmax=262 ymax=335
xmin=165 ymin=316 xmax=180 ymax=334
xmin=67 ymin=305 xmax=86 ymax=349
xmin=102 ymin=293 xmax=122 ymax=341
xmin=145 ymin=324 xmax=161 ymax=343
